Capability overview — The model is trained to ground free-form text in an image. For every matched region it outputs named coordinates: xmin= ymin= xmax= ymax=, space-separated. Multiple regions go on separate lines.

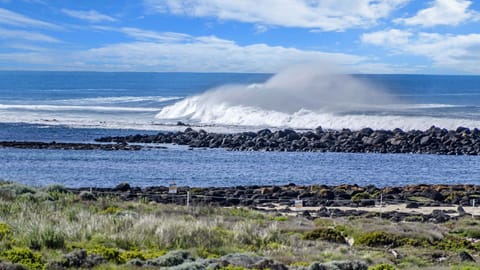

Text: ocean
xmin=1 ymin=71 xmax=480 ymax=187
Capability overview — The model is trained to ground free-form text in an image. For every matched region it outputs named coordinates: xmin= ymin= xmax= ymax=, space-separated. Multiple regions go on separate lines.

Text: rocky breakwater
xmin=0 ymin=141 xmax=145 ymax=150
xmin=96 ymin=126 xmax=480 ymax=155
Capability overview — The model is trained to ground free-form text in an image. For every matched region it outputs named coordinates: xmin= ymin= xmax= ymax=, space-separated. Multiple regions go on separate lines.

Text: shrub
xmin=352 ymin=192 xmax=371 ymax=202
xmin=369 ymin=263 xmax=396 ymax=270
xmin=1 ymin=247 xmax=44 ymax=270
xmin=303 ymin=227 xmax=346 ymax=243
xmin=44 ymin=184 xmax=71 ymax=200
xmin=87 ymin=245 xmax=123 ymax=264
xmin=120 ymin=249 xmax=166 ymax=262
xmin=355 ymin=231 xmax=401 ymax=247
xmin=0 ymin=223 xmax=13 ymax=241
xmin=434 ymin=235 xmax=475 ymax=251
xmin=41 ymin=228 xmax=65 ymax=249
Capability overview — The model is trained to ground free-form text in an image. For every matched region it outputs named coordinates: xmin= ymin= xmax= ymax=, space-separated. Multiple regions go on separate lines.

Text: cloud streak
xmin=62 ymin=9 xmax=116 ymax=23
xmin=0 ymin=27 xmax=60 ymax=43
xmin=0 ymin=8 xmax=60 ymax=29
xmin=145 ymin=0 xmax=409 ymax=31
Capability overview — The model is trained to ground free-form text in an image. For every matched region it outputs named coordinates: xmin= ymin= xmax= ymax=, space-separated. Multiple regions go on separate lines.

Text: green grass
xmin=0 ymin=182 xmax=479 ymax=269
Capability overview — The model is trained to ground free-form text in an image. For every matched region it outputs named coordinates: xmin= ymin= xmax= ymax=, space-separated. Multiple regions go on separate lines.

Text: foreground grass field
xmin=0 ymin=180 xmax=480 ymax=269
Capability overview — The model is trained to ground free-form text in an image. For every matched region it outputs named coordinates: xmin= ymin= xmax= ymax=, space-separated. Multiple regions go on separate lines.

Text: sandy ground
xmin=266 ymin=203 xmax=480 ymax=217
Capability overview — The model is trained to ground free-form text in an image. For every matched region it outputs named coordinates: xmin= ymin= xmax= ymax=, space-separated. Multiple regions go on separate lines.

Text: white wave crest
xmin=55 ymin=96 xmax=182 ymax=104
xmin=0 ymin=104 xmax=160 ymax=112
xmin=156 ymin=65 xmax=480 ymax=130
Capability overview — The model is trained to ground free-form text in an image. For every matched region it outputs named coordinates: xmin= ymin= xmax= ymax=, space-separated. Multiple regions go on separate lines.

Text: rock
xmin=91 ymin=127 xmax=480 ymax=155
xmin=405 ymin=202 xmax=419 ymax=209
xmin=420 ymin=136 xmax=432 ymax=146
xmin=146 ymin=250 xmax=194 ymax=267
xmin=250 ymin=259 xmax=288 ymax=270
xmin=308 ymin=260 xmax=368 ymax=270
xmin=459 ymin=251 xmax=475 ymax=262
xmin=61 ymin=249 xmax=106 ymax=268
xmin=114 ymin=182 xmax=131 ymax=192
xmin=219 ymin=253 xmax=263 ymax=267
xmin=429 ymin=210 xmax=450 ymax=223
xmin=79 ymin=191 xmax=96 ymax=201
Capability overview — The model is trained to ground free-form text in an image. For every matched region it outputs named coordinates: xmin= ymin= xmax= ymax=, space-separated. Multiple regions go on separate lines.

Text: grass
xmin=0 ymin=181 xmax=479 ymax=269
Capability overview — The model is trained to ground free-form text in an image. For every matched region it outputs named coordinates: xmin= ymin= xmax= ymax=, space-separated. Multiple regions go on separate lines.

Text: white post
xmin=473 ymin=199 xmax=476 ymax=208
xmin=380 ymin=193 xmax=383 ymax=217
xmin=187 ymin=191 xmax=190 ymax=207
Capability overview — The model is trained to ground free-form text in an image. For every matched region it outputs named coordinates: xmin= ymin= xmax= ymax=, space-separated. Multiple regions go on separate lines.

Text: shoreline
xmin=65 ymin=182 xmax=480 ymax=223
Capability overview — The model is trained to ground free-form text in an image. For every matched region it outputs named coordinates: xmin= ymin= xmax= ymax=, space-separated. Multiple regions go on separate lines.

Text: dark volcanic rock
xmin=0 ymin=141 xmax=145 ymax=151
xmin=95 ymin=126 xmax=480 ymax=155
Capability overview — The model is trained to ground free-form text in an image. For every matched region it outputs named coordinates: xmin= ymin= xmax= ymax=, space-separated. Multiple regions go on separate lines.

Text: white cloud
xmin=120 ymin=27 xmax=192 ymax=42
xmin=77 ymin=33 xmax=366 ymax=72
xmin=145 ymin=0 xmax=409 ymax=31
xmin=362 ymin=29 xmax=480 ymax=73
xmin=395 ymin=0 xmax=479 ymax=27
xmin=0 ymin=28 xmax=367 ymax=72
xmin=361 ymin=29 xmax=412 ymax=46
xmin=62 ymin=9 xmax=116 ymax=23
xmin=0 ymin=27 xmax=60 ymax=43
xmin=0 ymin=8 xmax=60 ymax=29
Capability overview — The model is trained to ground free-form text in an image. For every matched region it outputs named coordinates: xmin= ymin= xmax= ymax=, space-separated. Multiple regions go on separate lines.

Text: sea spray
xmin=156 ymin=64 xmax=397 ymax=128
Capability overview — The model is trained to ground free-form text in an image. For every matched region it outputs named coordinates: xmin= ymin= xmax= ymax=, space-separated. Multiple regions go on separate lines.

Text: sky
xmin=0 ymin=0 xmax=479 ymax=74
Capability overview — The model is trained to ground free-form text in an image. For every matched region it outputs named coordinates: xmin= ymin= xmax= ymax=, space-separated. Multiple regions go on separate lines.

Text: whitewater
xmin=156 ymin=67 xmax=480 ymax=131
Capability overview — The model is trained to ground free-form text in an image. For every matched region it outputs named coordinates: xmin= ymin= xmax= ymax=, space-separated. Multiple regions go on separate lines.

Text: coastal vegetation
xmin=0 ymin=180 xmax=479 ymax=269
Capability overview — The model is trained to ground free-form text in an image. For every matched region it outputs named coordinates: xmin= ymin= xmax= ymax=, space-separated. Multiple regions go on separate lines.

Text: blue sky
xmin=0 ymin=0 xmax=479 ymax=74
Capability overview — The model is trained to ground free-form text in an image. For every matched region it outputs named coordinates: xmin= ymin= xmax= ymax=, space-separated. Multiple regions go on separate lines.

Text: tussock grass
xmin=0 ymin=182 xmax=479 ymax=269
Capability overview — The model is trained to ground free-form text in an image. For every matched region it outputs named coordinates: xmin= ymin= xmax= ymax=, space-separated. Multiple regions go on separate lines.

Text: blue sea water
xmin=0 ymin=71 xmax=480 ymax=187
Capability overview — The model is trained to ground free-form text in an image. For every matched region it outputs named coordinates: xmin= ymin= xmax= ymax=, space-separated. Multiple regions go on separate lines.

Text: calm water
xmin=0 ymin=71 xmax=480 ymax=187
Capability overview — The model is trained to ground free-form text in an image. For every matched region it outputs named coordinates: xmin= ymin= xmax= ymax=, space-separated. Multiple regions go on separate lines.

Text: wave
xmin=54 ymin=96 xmax=182 ymax=105
xmin=0 ymin=104 xmax=160 ymax=112
xmin=156 ymin=65 xmax=480 ymax=130
xmin=156 ymin=101 xmax=480 ymax=130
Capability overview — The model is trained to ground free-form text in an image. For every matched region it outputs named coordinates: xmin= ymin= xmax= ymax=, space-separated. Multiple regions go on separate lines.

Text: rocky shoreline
xmin=0 ymin=141 xmax=158 ymax=151
xmin=96 ymin=126 xmax=480 ymax=155
xmin=72 ymin=183 xmax=480 ymax=223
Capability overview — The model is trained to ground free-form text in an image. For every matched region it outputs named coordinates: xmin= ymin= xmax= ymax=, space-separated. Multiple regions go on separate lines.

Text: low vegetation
xmin=0 ymin=180 xmax=479 ymax=269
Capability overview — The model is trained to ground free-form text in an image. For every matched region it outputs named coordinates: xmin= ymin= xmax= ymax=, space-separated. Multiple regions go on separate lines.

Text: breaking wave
xmin=156 ymin=66 xmax=480 ymax=130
